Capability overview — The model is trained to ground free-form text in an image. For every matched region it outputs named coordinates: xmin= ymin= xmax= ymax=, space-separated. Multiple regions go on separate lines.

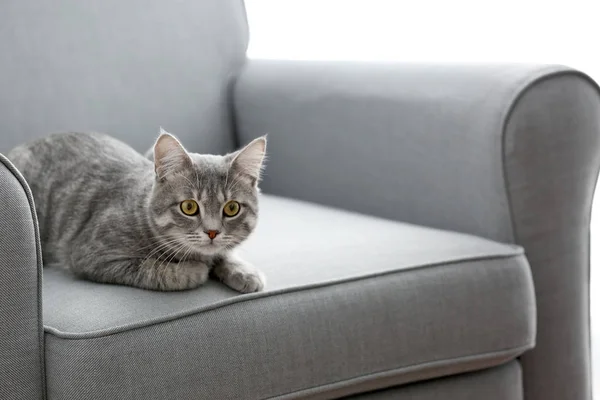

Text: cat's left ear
xmin=153 ymin=128 xmax=193 ymax=180
xmin=229 ymin=135 xmax=267 ymax=186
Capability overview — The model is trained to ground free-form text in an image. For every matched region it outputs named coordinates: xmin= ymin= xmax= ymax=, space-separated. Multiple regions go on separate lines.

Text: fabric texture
xmin=0 ymin=154 xmax=45 ymax=400
xmin=234 ymin=62 xmax=600 ymax=400
xmin=503 ymin=73 xmax=600 ymax=400
xmin=43 ymin=195 xmax=534 ymax=400
xmin=348 ymin=361 xmax=522 ymax=400
xmin=0 ymin=0 xmax=248 ymax=155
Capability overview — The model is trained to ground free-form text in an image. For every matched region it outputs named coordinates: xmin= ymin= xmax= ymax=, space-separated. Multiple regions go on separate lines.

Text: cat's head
xmin=149 ymin=128 xmax=266 ymax=257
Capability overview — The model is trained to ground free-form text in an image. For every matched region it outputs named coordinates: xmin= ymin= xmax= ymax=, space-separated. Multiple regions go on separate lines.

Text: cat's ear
xmin=229 ymin=135 xmax=267 ymax=185
xmin=153 ymin=128 xmax=192 ymax=180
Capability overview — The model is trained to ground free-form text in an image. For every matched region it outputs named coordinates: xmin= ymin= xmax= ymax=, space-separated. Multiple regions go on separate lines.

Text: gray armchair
xmin=1 ymin=1 xmax=598 ymax=399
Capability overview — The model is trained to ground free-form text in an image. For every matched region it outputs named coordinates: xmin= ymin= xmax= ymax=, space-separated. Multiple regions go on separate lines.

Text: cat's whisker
xmin=138 ymin=242 xmax=176 ymax=259
xmin=137 ymin=236 xmax=182 ymax=254
xmin=193 ymin=164 xmax=201 ymax=188
xmin=157 ymin=241 xmax=188 ymax=272
xmin=179 ymin=174 xmax=196 ymax=191
xmin=149 ymin=241 xmax=185 ymax=275
xmin=176 ymin=244 xmax=195 ymax=269
xmin=226 ymin=174 xmax=246 ymax=193
xmin=136 ymin=238 xmax=180 ymax=252
xmin=224 ymin=165 xmax=230 ymax=188
xmin=138 ymin=238 xmax=185 ymax=265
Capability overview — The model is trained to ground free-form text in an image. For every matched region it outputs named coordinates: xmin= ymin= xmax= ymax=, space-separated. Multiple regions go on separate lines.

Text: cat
xmin=7 ymin=129 xmax=267 ymax=292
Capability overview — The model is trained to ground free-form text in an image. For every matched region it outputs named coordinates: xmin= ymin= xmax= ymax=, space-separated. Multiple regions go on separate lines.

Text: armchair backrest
xmin=0 ymin=0 xmax=249 ymax=154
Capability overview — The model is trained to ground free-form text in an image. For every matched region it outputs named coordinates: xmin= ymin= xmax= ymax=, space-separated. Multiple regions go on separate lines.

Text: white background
xmin=245 ymin=0 xmax=600 ymax=393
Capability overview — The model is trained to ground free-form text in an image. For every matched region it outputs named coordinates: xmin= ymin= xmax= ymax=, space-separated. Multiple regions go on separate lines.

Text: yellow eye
xmin=180 ymin=200 xmax=199 ymax=216
xmin=223 ymin=200 xmax=240 ymax=217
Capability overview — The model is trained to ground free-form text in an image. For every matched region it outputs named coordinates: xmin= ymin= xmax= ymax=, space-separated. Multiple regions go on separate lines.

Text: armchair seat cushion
xmin=42 ymin=195 xmax=535 ymax=400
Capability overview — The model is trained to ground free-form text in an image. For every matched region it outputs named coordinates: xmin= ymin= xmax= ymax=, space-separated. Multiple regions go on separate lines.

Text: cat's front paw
xmin=213 ymin=259 xmax=266 ymax=293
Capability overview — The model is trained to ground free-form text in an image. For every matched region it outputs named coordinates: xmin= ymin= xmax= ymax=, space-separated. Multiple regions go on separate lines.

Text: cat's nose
xmin=204 ymin=230 xmax=220 ymax=240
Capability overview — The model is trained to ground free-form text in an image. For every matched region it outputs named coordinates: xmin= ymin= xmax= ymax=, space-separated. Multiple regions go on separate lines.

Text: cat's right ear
xmin=153 ymin=129 xmax=192 ymax=180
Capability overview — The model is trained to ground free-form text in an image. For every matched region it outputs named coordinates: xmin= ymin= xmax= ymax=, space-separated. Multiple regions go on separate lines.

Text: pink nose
xmin=205 ymin=230 xmax=219 ymax=240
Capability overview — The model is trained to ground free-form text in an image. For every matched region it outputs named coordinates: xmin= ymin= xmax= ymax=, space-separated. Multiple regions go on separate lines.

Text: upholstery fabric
xmin=348 ymin=361 xmax=522 ymax=400
xmin=0 ymin=0 xmax=248 ymax=155
xmin=234 ymin=62 xmax=600 ymax=400
xmin=503 ymin=73 xmax=600 ymax=400
xmin=0 ymin=155 xmax=45 ymax=400
xmin=43 ymin=195 xmax=534 ymax=400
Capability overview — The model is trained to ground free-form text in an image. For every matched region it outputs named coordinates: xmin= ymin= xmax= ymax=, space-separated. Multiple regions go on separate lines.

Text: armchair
xmin=1 ymin=1 xmax=598 ymax=399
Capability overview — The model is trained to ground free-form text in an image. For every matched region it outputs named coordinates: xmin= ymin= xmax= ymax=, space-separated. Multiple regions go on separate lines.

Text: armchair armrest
xmin=0 ymin=154 xmax=45 ymax=399
xmin=233 ymin=60 xmax=600 ymax=400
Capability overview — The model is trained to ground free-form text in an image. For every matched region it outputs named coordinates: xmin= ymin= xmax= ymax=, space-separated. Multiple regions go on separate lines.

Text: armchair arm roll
xmin=0 ymin=154 xmax=45 ymax=399
xmin=233 ymin=61 xmax=600 ymax=400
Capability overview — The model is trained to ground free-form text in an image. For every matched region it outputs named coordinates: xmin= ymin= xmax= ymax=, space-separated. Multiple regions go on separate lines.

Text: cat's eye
xmin=223 ymin=200 xmax=240 ymax=217
xmin=180 ymin=200 xmax=199 ymax=216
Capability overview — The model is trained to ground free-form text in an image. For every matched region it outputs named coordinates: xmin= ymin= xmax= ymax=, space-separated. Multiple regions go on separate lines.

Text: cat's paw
xmin=214 ymin=259 xmax=266 ymax=293
xmin=180 ymin=262 xmax=210 ymax=289
xmin=157 ymin=261 xmax=209 ymax=291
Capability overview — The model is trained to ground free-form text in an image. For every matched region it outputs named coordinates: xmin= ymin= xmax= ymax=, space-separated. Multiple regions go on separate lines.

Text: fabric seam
xmin=267 ymin=342 xmax=534 ymax=399
xmin=0 ymin=154 xmax=46 ymax=400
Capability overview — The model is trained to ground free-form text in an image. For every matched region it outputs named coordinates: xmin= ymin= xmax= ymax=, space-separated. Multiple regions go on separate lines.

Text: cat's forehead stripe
xmin=198 ymin=181 xmax=226 ymax=202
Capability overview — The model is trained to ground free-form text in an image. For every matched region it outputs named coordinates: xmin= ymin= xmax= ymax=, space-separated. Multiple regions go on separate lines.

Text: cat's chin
xmin=190 ymin=243 xmax=226 ymax=256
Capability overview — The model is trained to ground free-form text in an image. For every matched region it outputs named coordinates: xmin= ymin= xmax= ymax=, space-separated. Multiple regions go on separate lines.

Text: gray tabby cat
xmin=8 ymin=129 xmax=267 ymax=292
